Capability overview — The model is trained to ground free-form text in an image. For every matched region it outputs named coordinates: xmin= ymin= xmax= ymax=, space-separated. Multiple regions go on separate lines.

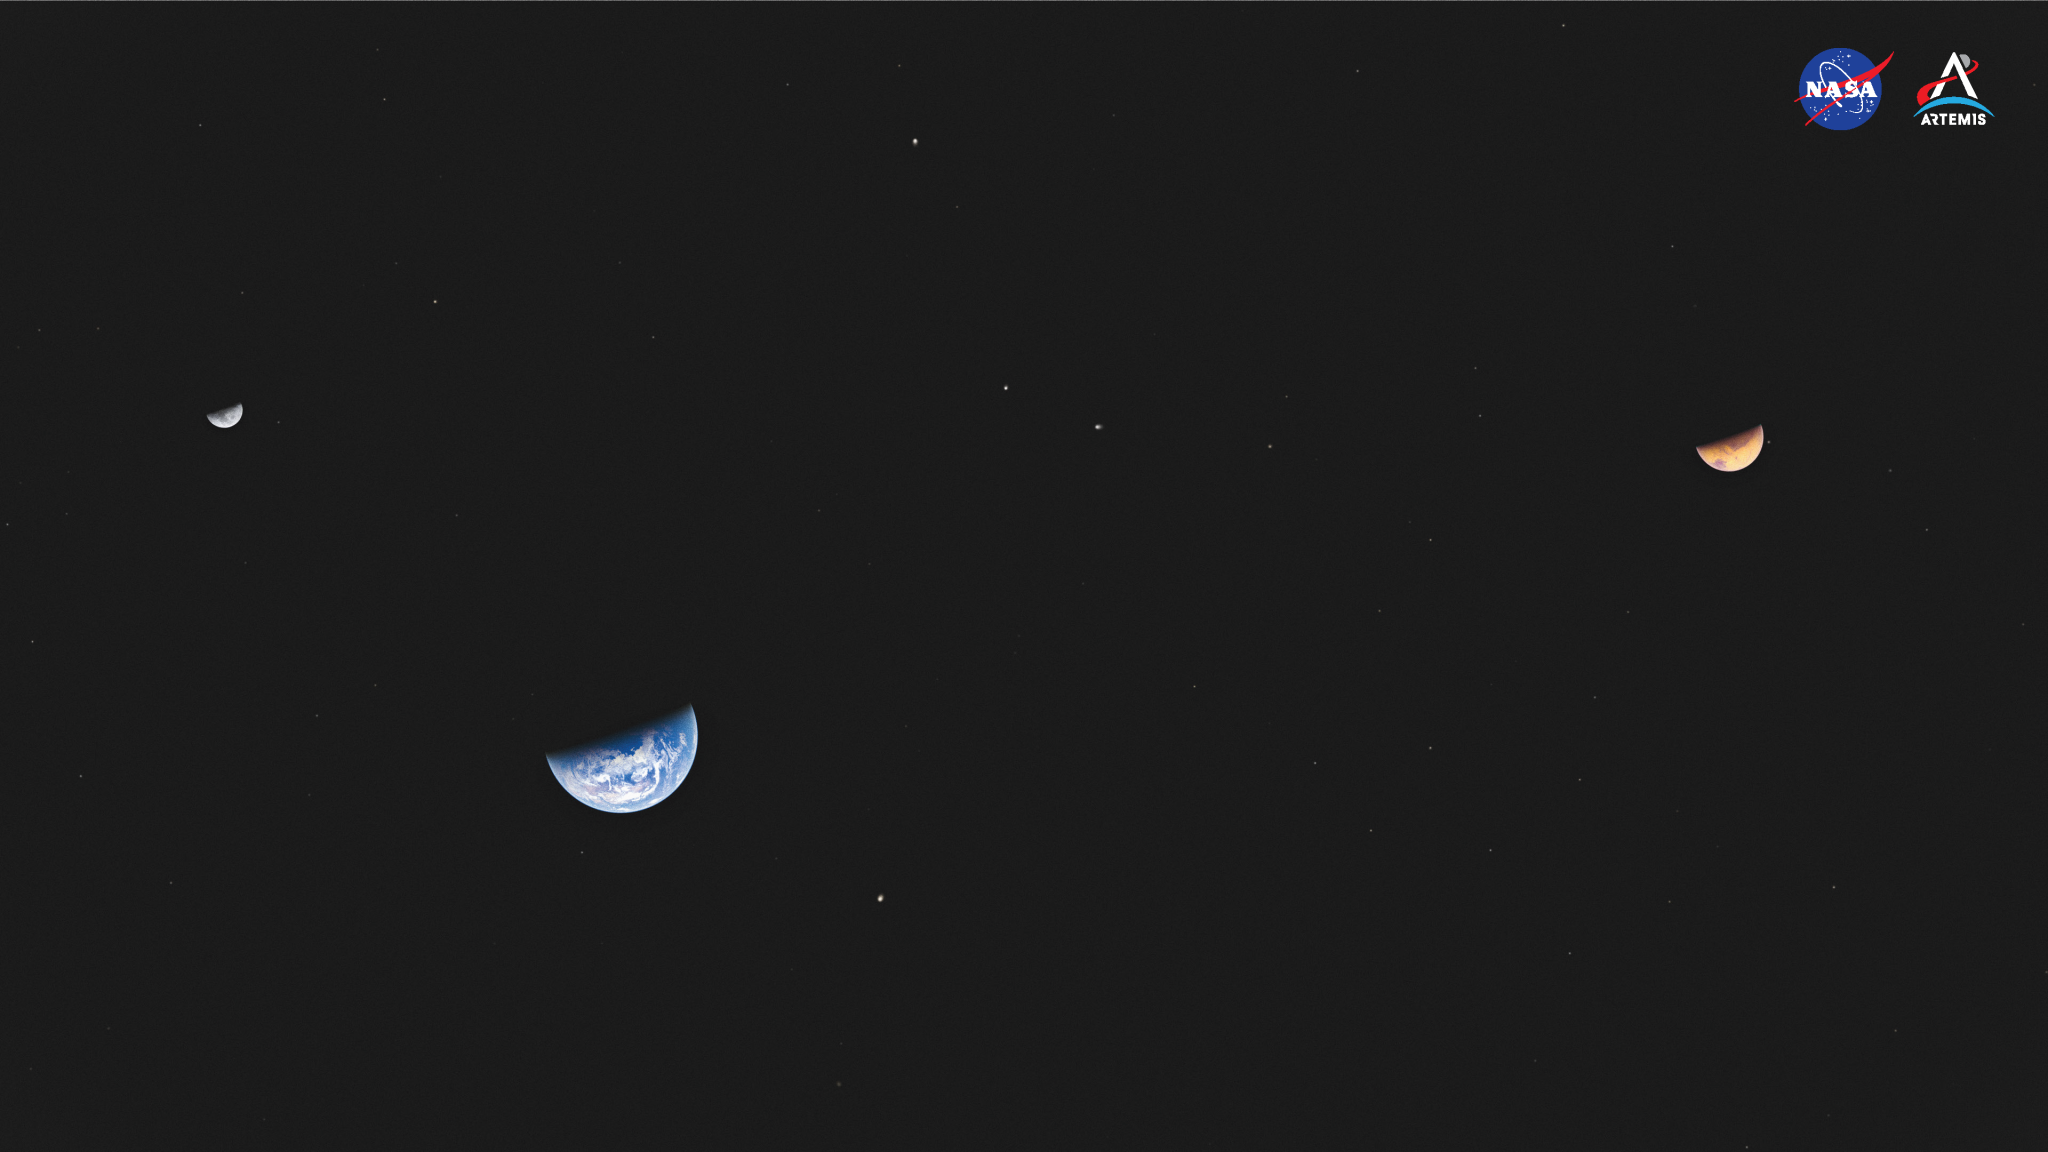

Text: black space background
xmin=3 ymin=6 xmax=2041 ymax=1149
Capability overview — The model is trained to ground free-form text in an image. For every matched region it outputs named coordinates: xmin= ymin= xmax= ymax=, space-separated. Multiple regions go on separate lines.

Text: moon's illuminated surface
xmin=1696 ymin=425 xmax=1763 ymax=472
xmin=207 ymin=404 xmax=244 ymax=429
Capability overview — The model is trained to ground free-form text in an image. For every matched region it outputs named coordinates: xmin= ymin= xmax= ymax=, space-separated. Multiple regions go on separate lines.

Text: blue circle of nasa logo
xmin=1796 ymin=48 xmax=1887 ymax=130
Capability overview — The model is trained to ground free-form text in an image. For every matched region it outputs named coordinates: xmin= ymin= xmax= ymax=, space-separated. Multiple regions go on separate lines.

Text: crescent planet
xmin=547 ymin=705 xmax=697 ymax=814
xmin=207 ymin=404 xmax=244 ymax=429
xmin=1696 ymin=425 xmax=1763 ymax=472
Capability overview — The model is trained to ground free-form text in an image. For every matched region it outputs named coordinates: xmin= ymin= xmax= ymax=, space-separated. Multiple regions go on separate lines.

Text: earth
xmin=546 ymin=705 xmax=697 ymax=813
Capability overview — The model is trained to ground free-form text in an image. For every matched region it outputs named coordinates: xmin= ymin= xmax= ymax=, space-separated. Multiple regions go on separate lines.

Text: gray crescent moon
xmin=207 ymin=404 xmax=243 ymax=429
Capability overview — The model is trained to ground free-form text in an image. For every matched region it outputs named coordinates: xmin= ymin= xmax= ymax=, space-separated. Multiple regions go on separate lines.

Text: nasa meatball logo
xmin=1794 ymin=48 xmax=1892 ymax=130
xmin=1914 ymin=53 xmax=1994 ymax=125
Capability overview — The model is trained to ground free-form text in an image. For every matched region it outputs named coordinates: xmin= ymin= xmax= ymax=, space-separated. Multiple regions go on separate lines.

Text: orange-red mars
xmin=1696 ymin=425 xmax=1763 ymax=472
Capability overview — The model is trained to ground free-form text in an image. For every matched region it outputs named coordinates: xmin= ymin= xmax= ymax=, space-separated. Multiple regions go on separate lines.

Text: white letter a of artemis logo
xmin=1928 ymin=53 xmax=1979 ymax=100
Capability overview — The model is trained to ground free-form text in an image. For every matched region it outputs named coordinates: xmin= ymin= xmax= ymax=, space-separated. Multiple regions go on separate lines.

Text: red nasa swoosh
xmin=1794 ymin=51 xmax=1894 ymax=126
xmin=1916 ymin=59 xmax=1978 ymax=109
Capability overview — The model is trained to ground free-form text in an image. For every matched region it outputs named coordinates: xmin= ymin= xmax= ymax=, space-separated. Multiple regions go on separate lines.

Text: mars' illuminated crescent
xmin=1696 ymin=425 xmax=1763 ymax=472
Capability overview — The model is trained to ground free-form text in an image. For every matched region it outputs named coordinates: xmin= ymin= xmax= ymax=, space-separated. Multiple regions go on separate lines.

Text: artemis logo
xmin=1916 ymin=54 xmax=1994 ymax=125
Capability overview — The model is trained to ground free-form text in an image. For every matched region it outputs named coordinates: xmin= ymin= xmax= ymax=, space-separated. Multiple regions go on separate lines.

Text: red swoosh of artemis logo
xmin=1794 ymin=51 xmax=1894 ymax=126
xmin=1916 ymin=60 xmax=1978 ymax=109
